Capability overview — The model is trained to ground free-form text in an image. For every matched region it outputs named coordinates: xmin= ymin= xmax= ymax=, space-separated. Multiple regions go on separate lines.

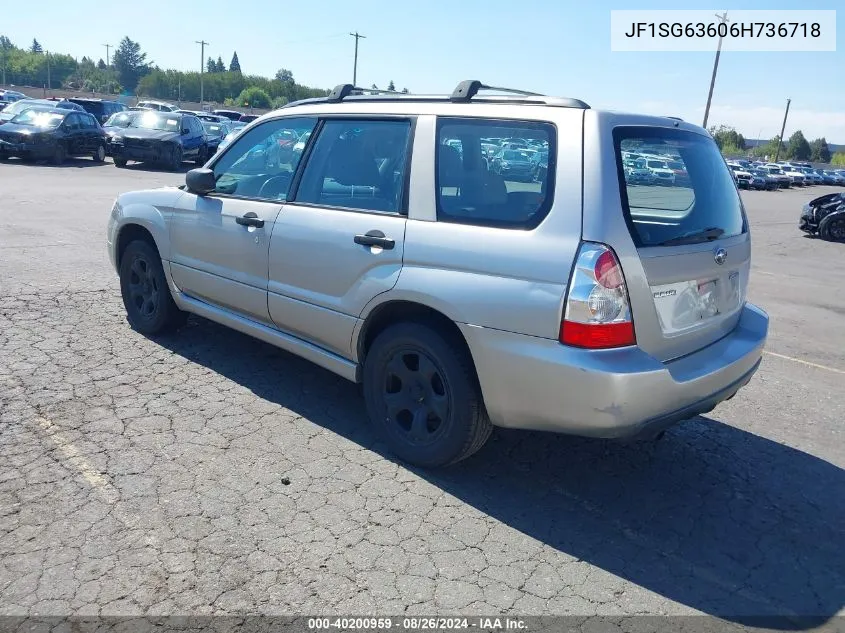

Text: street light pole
xmin=702 ymin=11 xmax=729 ymax=130
xmin=349 ymin=32 xmax=366 ymax=86
xmin=103 ymin=44 xmax=112 ymax=67
xmin=196 ymin=40 xmax=209 ymax=106
xmin=774 ymin=98 xmax=791 ymax=163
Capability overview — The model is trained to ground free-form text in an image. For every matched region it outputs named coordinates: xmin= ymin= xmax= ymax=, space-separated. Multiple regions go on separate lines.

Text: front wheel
xmin=363 ymin=323 xmax=492 ymax=468
xmin=168 ymin=145 xmax=183 ymax=172
xmin=52 ymin=143 xmax=66 ymax=166
xmin=93 ymin=143 xmax=106 ymax=162
xmin=820 ymin=216 xmax=845 ymax=243
xmin=114 ymin=157 xmax=127 ymax=168
xmin=194 ymin=145 xmax=208 ymax=166
xmin=119 ymin=240 xmax=187 ymax=335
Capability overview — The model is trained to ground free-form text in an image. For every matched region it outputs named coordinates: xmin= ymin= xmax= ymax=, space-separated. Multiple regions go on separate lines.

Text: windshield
xmin=105 ymin=112 xmax=135 ymax=127
xmin=4 ymin=100 xmax=45 ymax=116
xmin=203 ymin=122 xmax=227 ymax=136
xmin=11 ymin=109 xmax=65 ymax=127
xmin=502 ymin=150 xmax=529 ymax=161
xmin=615 ymin=127 xmax=745 ymax=247
xmin=130 ymin=111 xmax=180 ymax=132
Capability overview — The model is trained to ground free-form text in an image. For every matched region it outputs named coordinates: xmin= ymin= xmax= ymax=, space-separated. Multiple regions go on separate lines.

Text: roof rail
xmin=327 ymin=84 xmax=404 ymax=102
xmin=450 ymin=80 xmax=542 ymax=102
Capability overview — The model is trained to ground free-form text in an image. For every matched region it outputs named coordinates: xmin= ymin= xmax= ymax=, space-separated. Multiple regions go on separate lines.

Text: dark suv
xmin=67 ymin=98 xmax=127 ymax=125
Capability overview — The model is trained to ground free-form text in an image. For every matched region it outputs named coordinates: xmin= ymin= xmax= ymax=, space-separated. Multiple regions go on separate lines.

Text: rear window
xmin=614 ymin=127 xmax=746 ymax=247
xmin=436 ymin=117 xmax=555 ymax=229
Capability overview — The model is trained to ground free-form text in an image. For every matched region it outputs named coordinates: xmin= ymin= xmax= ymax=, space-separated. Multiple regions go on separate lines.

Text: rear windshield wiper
xmin=658 ymin=227 xmax=724 ymax=246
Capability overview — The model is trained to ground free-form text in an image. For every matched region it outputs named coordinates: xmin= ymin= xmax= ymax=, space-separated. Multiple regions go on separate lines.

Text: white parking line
xmin=763 ymin=350 xmax=845 ymax=375
xmin=37 ymin=417 xmax=120 ymax=504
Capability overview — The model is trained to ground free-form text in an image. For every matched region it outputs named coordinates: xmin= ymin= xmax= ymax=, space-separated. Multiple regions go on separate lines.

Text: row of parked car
xmin=0 ymin=92 xmax=257 ymax=169
xmin=727 ymin=159 xmax=845 ymax=190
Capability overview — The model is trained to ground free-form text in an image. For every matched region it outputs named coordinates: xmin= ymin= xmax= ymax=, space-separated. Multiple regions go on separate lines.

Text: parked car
xmin=0 ymin=89 xmax=27 ymax=102
xmin=728 ymin=165 xmax=754 ymax=189
xmin=822 ymin=170 xmax=845 ymax=185
xmin=212 ymin=109 xmax=244 ymax=121
xmin=761 ymin=165 xmax=792 ymax=188
xmin=239 ymin=114 xmax=259 ymax=123
xmin=67 ymin=98 xmax=127 ymax=125
xmin=775 ymin=165 xmax=806 ymax=186
xmin=0 ymin=98 xmax=84 ymax=124
xmin=489 ymin=148 xmax=536 ymax=180
xmin=645 ymin=158 xmax=676 ymax=185
xmin=102 ymin=110 xmax=139 ymax=155
xmin=201 ymin=120 xmax=231 ymax=154
xmin=0 ymin=108 xmax=107 ymax=164
xmin=749 ymin=168 xmax=779 ymax=191
xmin=799 ymin=192 xmax=845 ymax=241
xmin=110 ymin=111 xmax=209 ymax=170
xmin=135 ymin=100 xmax=178 ymax=112
xmin=106 ymin=80 xmax=768 ymax=468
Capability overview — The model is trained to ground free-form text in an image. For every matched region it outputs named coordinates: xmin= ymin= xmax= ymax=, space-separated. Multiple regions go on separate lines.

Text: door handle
xmin=354 ymin=230 xmax=395 ymax=250
xmin=235 ymin=213 xmax=265 ymax=228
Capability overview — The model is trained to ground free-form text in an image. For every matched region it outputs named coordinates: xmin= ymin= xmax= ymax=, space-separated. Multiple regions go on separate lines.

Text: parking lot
xmin=0 ymin=159 xmax=843 ymax=625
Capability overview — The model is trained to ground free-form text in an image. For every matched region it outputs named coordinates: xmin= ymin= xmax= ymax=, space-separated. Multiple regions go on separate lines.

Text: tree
xmin=275 ymin=68 xmax=294 ymax=84
xmin=207 ymin=57 xmax=216 ymax=73
xmin=786 ymin=131 xmax=811 ymax=160
xmin=113 ymin=36 xmax=149 ymax=92
xmin=709 ymin=125 xmax=745 ymax=151
xmin=831 ymin=153 xmax=845 ymax=167
xmin=30 ymin=39 xmax=42 ymax=53
xmin=235 ymin=86 xmax=271 ymax=108
xmin=97 ymin=58 xmax=106 ymax=70
xmin=0 ymin=36 xmax=13 ymax=51
xmin=229 ymin=51 xmax=241 ymax=73
xmin=216 ymin=56 xmax=225 ymax=73
xmin=810 ymin=138 xmax=831 ymax=163
xmin=387 ymin=80 xmax=395 ymax=91
xmin=401 ymin=87 xmax=409 ymax=94
xmin=370 ymin=83 xmax=378 ymax=90
xmin=271 ymin=96 xmax=289 ymax=109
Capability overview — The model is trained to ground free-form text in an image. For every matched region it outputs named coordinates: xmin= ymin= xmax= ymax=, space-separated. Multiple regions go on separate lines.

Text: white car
xmin=780 ymin=167 xmax=807 ymax=186
xmin=645 ymin=159 xmax=676 ymax=185
xmin=135 ymin=100 xmax=179 ymax=113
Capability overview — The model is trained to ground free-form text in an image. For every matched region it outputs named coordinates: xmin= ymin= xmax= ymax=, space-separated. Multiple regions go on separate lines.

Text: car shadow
xmin=0 ymin=157 xmax=109 ymax=168
xmin=151 ymin=315 xmax=843 ymax=630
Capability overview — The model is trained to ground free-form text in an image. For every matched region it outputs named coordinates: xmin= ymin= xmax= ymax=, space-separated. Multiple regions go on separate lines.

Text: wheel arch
xmin=819 ymin=209 xmax=845 ymax=241
xmin=355 ymin=300 xmax=480 ymax=388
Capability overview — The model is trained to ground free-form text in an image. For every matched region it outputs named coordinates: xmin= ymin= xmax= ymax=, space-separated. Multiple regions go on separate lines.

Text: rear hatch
xmin=613 ymin=126 xmax=749 ymax=362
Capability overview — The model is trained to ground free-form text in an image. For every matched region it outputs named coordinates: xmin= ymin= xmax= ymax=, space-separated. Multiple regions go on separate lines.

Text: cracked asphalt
xmin=0 ymin=159 xmax=843 ymax=627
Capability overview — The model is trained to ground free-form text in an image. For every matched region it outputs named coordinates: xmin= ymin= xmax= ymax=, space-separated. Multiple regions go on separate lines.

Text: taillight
xmin=560 ymin=242 xmax=635 ymax=349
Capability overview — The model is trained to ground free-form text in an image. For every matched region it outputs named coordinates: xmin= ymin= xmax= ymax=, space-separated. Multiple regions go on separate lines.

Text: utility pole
xmin=349 ymin=32 xmax=366 ymax=86
xmin=103 ymin=44 xmax=111 ymax=67
xmin=774 ymin=98 xmax=791 ymax=163
xmin=46 ymin=50 xmax=51 ymax=94
xmin=702 ymin=11 xmax=729 ymax=130
xmin=196 ymin=40 xmax=209 ymax=106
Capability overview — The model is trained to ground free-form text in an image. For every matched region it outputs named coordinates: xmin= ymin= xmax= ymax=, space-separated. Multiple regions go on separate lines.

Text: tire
xmin=363 ymin=323 xmax=492 ymax=468
xmin=820 ymin=216 xmax=845 ymax=243
xmin=169 ymin=145 xmax=183 ymax=171
xmin=194 ymin=145 xmax=208 ymax=166
xmin=93 ymin=143 xmax=106 ymax=162
xmin=119 ymin=240 xmax=187 ymax=335
xmin=52 ymin=144 xmax=66 ymax=166
xmin=114 ymin=157 xmax=127 ymax=168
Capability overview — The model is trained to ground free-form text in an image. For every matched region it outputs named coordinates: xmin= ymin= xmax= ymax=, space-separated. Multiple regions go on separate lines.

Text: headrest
xmin=438 ymin=144 xmax=463 ymax=187
xmin=325 ymin=139 xmax=381 ymax=187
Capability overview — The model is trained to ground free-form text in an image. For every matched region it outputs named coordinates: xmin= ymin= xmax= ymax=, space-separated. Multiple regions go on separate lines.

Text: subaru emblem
xmin=714 ymin=248 xmax=727 ymax=265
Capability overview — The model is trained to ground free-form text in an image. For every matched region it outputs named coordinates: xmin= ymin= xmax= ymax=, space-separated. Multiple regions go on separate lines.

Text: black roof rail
xmin=327 ymin=84 xmax=406 ymax=102
xmin=666 ymin=116 xmax=684 ymax=121
xmin=450 ymin=80 xmax=542 ymax=102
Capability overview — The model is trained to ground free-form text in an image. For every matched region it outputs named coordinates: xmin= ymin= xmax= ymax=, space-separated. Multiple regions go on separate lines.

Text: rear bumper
xmin=460 ymin=302 xmax=768 ymax=437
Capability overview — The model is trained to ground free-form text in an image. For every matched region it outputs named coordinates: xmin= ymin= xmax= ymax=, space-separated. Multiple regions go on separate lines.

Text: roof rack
xmin=283 ymin=80 xmax=590 ymax=110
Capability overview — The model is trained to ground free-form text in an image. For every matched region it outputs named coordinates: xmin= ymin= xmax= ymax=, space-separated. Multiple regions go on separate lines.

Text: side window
xmin=211 ymin=116 xmax=317 ymax=201
xmin=64 ymin=114 xmax=81 ymax=131
xmin=435 ymin=117 xmax=555 ymax=229
xmin=294 ymin=119 xmax=411 ymax=214
xmin=83 ymin=114 xmax=97 ymax=129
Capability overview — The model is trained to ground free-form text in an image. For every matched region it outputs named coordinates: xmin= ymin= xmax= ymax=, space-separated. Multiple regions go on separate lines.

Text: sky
xmin=3 ymin=0 xmax=843 ymax=142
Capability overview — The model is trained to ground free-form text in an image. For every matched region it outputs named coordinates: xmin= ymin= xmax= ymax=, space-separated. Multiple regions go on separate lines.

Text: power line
xmin=349 ymin=32 xmax=366 ymax=86
xmin=196 ymin=40 xmax=209 ymax=106
xmin=702 ymin=11 xmax=729 ymax=130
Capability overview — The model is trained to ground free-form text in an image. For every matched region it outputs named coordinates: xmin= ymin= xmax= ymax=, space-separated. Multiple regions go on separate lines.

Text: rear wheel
xmin=363 ymin=323 xmax=492 ymax=468
xmin=119 ymin=240 xmax=187 ymax=335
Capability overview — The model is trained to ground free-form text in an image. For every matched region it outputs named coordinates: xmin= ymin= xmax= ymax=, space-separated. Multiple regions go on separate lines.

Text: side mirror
xmin=186 ymin=168 xmax=216 ymax=195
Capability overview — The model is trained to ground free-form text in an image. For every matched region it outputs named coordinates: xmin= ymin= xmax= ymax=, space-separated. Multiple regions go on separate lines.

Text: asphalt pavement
xmin=0 ymin=158 xmax=843 ymax=627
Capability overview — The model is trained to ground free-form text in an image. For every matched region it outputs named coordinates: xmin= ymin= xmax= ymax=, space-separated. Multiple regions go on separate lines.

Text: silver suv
xmin=107 ymin=81 xmax=769 ymax=468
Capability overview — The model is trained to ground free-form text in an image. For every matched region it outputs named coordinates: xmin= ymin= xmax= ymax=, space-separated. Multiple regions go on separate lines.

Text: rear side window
xmin=436 ymin=118 xmax=554 ymax=229
xmin=614 ymin=127 xmax=746 ymax=247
